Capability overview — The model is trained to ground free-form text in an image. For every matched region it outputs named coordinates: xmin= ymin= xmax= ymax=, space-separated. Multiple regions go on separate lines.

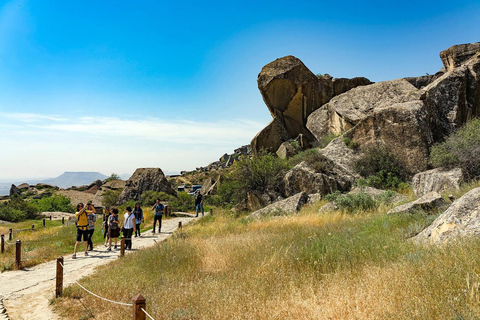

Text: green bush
xmin=312 ymin=133 xmax=339 ymax=149
xmin=102 ymin=190 xmax=121 ymax=207
xmin=169 ymin=192 xmax=195 ymax=212
xmin=105 ymin=173 xmax=121 ymax=182
xmin=30 ymin=194 xmax=74 ymax=213
xmin=140 ymin=191 xmax=176 ymax=206
xmin=325 ymin=191 xmax=375 ymax=213
xmin=288 ymin=149 xmax=333 ymax=173
xmin=0 ymin=198 xmax=40 ymax=222
xmin=430 ymin=118 xmax=480 ymax=179
xmin=354 ymin=144 xmax=409 ymax=190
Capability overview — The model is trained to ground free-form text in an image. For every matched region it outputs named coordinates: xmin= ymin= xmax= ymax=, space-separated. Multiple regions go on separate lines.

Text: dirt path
xmin=0 ymin=214 xmax=199 ymax=320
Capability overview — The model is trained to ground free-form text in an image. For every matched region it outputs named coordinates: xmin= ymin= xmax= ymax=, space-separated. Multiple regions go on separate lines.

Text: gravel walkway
xmin=0 ymin=214 xmax=199 ymax=320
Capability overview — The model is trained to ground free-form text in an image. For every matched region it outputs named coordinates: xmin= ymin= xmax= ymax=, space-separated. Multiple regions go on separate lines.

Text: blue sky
xmin=0 ymin=0 xmax=479 ymax=179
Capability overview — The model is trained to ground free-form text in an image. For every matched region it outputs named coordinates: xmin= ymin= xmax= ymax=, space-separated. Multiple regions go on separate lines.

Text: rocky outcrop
xmin=412 ymin=168 xmax=463 ymax=197
xmin=253 ymin=55 xmax=371 ymax=153
xmin=276 ymin=141 xmax=297 ymax=159
xmin=440 ymin=42 xmax=480 ymax=71
xmin=200 ymin=177 xmax=222 ymax=196
xmin=9 ymin=184 xmax=21 ymax=197
xmin=251 ymin=117 xmax=291 ymax=154
xmin=118 ymin=168 xmax=176 ymax=204
xmin=283 ymin=161 xmax=353 ymax=197
xmin=415 ymin=188 xmax=480 ymax=243
xmin=387 ymin=191 xmax=445 ymax=215
xmin=249 ymin=192 xmax=308 ymax=218
xmin=349 ymin=186 xmax=407 ymax=203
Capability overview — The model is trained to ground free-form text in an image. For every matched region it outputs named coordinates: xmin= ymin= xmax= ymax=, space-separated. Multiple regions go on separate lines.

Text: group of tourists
xmin=72 ymin=199 xmax=165 ymax=258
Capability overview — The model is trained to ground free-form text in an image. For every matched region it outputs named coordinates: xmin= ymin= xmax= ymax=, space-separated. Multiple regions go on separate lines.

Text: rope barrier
xmin=59 ymin=261 xmax=132 ymax=307
xmin=141 ymin=307 xmax=156 ymax=320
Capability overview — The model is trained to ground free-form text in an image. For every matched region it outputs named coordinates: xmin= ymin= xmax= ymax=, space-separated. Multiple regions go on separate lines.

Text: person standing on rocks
xmin=151 ymin=199 xmax=164 ymax=234
xmin=107 ymin=208 xmax=120 ymax=251
xmin=133 ymin=203 xmax=144 ymax=237
xmin=195 ymin=191 xmax=204 ymax=217
xmin=86 ymin=203 xmax=96 ymax=251
xmin=121 ymin=206 xmax=136 ymax=250
xmin=73 ymin=203 xmax=89 ymax=258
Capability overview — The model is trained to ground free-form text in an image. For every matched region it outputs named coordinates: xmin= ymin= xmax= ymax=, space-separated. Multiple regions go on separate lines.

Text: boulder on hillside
xmin=118 ymin=168 xmax=176 ymax=204
xmin=440 ymin=42 xmax=480 ymax=71
xmin=17 ymin=183 xmax=29 ymax=190
xmin=102 ymin=180 xmax=126 ymax=190
xmin=251 ymin=117 xmax=290 ymax=154
xmin=276 ymin=141 xmax=297 ymax=159
xmin=387 ymin=191 xmax=445 ymax=215
xmin=415 ymin=187 xmax=480 ymax=244
xmin=249 ymin=192 xmax=309 ymax=218
xmin=412 ymin=168 xmax=463 ymax=197
xmin=200 ymin=177 xmax=215 ymax=195
xmin=9 ymin=184 xmax=21 ymax=197
xmin=283 ymin=160 xmax=353 ymax=198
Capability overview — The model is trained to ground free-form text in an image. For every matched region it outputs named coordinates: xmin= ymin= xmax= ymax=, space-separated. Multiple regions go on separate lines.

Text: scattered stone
xmin=249 ymin=192 xmax=309 ymax=218
xmin=412 ymin=168 xmax=463 ymax=197
xmin=387 ymin=191 xmax=445 ymax=215
xmin=415 ymin=187 xmax=480 ymax=243
xmin=307 ymin=193 xmax=322 ymax=205
xmin=318 ymin=202 xmax=336 ymax=213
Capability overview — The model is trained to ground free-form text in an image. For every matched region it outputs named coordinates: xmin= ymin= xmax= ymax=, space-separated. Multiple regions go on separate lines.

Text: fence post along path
xmin=0 ymin=213 xmax=204 ymax=320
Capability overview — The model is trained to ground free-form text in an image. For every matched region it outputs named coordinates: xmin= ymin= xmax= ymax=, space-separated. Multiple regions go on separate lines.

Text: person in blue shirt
xmin=195 ymin=191 xmax=204 ymax=217
xmin=151 ymin=199 xmax=164 ymax=234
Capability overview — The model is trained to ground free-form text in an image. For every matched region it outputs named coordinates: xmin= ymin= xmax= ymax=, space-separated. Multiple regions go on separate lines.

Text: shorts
xmin=109 ymin=228 xmax=120 ymax=238
xmin=76 ymin=229 xmax=89 ymax=242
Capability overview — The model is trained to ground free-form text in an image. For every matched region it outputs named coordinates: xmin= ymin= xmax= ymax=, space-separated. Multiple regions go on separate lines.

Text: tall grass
xmin=52 ymin=202 xmax=480 ymax=319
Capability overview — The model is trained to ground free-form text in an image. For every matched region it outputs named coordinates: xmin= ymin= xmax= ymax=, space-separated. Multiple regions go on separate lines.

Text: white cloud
xmin=0 ymin=112 xmax=67 ymax=123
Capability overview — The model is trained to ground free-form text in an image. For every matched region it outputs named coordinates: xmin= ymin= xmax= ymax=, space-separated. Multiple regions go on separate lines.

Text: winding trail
xmin=0 ymin=214 xmax=199 ymax=320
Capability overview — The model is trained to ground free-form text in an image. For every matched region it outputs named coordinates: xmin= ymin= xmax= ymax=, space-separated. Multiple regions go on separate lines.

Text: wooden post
xmin=49 ymin=215 xmax=52 ymax=220
xmin=56 ymin=256 xmax=64 ymax=298
xmin=132 ymin=294 xmax=146 ymax=320
xmin=1 ymin=235 xmax=4 ymax=253
xmin=210 ymin=208 xmax=213 ymax=215
xmin=62 ymin=217 xmax=65 ymax=225
xmin=9 ymin=228 xmax=12 ymax=241
xmin=120 ymin=237 xmax=125 ymax=257
xmin=32 ymin=224 xmax=35 ymax=230
xmin=164 ymin=205 xmax=168 ymax=218
xmin=43 ymin=218 xmax=46 ymax=228
xmin=15 ymin=240 xmax=21 ymax=269
xmin=178 ymin=221 xmax=182 ymax=231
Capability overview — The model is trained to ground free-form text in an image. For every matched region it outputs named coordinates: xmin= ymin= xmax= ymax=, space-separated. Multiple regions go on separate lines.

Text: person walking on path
xmin=86 ymin=203 xmax=96 ymax=251
xmin=151 ymin=199 xmax=164 ymax=234
xmin=195 ymin=191 xmax=204 ymax=217
xmin=133 ymin=203 xmax=144 ymax=237
xmin=73 ymin=203 xmax=89 ymax=258
xmin=103 ymin=206 xmax=111 ymax=247
xmin=107 ymin=208 xmax=120 ymax=251
xmin=121 ymin=206 xmax=136 ymax=250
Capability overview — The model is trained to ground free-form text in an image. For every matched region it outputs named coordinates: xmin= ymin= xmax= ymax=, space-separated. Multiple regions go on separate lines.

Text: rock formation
xmin=412 ymin=168 xmax=463 ymax=197
xmin=276 ymin=141 xmax=298 ymax=159
xmin=118 ymin=168 xmax=176 ymax=204
xmin=252 ymin=55 xmax=371 ymax=153
xmin=9 ymin=184 xmax=21 ymax=197
xmin=415 ymin=187 xmax=480 ymax=243
xmin=248 ymin=192 xmax=309 ymax=218
xmin=387 ymin=191 xmax=445 ymax=215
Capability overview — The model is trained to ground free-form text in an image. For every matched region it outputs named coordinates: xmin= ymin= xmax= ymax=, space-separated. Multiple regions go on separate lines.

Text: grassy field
xmin=0 ymin=207 xmax=172 ymax=271
xmin=51 ymin=191 xmax=480 ymax=320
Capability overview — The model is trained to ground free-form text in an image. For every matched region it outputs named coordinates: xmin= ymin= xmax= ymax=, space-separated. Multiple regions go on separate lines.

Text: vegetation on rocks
xmin=430 ymin=118 xmax=480 ymax=179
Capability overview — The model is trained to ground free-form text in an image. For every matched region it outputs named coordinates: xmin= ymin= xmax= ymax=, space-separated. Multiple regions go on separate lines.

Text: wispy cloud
xmin=0 ymin=112 xmax=67 ymax=123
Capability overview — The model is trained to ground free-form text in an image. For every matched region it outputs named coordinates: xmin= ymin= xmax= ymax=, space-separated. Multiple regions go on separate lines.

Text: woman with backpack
xmin=107 ymin=208 xmax=120 ymax=251
xmin=73 ymin=203 xmax=89 ymax=259
xmin=120 ymin=206 xmax=136 ymax=250
xmin=103 ymin=206 xmax=111 ymax=247
xmin=133 ymin=203 xmax=144 ymax=237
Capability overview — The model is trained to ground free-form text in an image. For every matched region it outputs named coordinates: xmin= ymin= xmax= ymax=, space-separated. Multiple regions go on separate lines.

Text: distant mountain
xmin=41 ymin=172 xmax=108 ymax=189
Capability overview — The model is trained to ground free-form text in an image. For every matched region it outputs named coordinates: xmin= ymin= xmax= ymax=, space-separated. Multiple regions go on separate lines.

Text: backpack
xmin=75 ymin=211 xmax=88 ymax=230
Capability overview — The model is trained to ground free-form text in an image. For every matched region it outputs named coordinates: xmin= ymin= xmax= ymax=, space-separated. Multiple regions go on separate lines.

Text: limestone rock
xmin=102 ymin=180 xmax=126 ymax=190
xmin=319 ymin=135 xmax=360 ymax=175
xmin=412 ymin=168 xmax=463 ymax=197
xmin=306 ymin=193 xmax=322 ymax=205
xmin=387 ymin=191 xmax=445 ymax=215
xmin=251 ymin=117 xmax=290 ymax=154
xmin=249 ymin=192 xmax=308 ymax=218
xmin=283 ymin=161 xmax=353 ymax=198
xmin=276 ymin=141 xmax=297 ymax=159
xmin=200 ymin=177 xmax=216 ymax=195
xmin=118 ymin=168 xmax=176 ymax=204
xmin=9 ymin=184 xmax=21 ymax=197
xmin=332 ymin=77 xmax=372 ymax=96
xmin=440 ymin=42 xmax=480 ymax=71
xmin=319 ymin=202 xmax=336 ymax=213
xmin=247 ymin=191 xmax=273 ymax=211
xmin=415 ymin=187 xmax=480 ymax=243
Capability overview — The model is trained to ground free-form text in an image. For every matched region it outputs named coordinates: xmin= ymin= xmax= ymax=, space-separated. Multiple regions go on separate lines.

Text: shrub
xmin=288 ymin=149 xmax=333 ymax=173
xmin=312 ymin=133 xmax=339 ymax=149
xmin=430 ymin=118 xmax=480 ymax=179
xmin=102 ymin=190 xmax=121 ymax=207
xmin=325 ymin=190 xmax=398 ymax=214
xmin=105 ymin=173 xmax=121 ymax=182
xmin=30 ymin=194 xmax=74 ymax=213
xmin=0 ymin=198 xmax=40 ymax=222
xmin=169 ymin=192 xmax=195 ymax=212
xmin=140 ymin=191 xmax=176 ymax=206
xmin=355 ymin=144 xmax=409 ymax=190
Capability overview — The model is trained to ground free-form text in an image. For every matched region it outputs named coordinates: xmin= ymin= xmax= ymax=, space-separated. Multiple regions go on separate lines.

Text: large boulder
xmin=276 ymin=141 xmax=297 ymax=159
xmin=249 ymin=192 xmax=308 ymax=218
xmin=9 ymin=184 xmax=21 ymax=197
xmin=412 ymin=168 xmax=463 ymax=197
xmin=251 ymin=117 xmax=290 ymax=154
xmin=440 ymin=42 xmax=480 ymax=71
xmin=283 ymin=160 xmax=353 ymax=197
xmin=415 ymin=187 xmax=480 ymax=244
xmin=387 ymin=191 xmax=445 ymax=215
xmin=118 ymin=168 xmax=176 ymax=204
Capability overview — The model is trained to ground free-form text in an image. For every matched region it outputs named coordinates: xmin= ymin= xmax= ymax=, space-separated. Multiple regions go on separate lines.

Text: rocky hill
xmin=41 ymin=172 xmax=108 ymax=189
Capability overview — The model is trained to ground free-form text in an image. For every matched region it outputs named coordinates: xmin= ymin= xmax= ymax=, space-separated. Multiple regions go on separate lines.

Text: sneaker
xmin=107 ymin=247 xmax=111 ymax=251
xmin=114 ymin=245 xmax=118 ymax=249
xmin=84 ymin=252 xmax=88 ymax=256
xmin=104 ymin=243 xmax=108 ymax=247
xmin=88 ymin=248 xmax=93 ymax=251
xmin=72 ymin=253 xmax=76 ymax=259
xmin=134 ymin=235 xmax=137 ymax=237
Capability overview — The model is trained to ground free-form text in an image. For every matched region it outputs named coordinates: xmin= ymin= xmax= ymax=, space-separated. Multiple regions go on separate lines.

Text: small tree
xmin=105 ymin=173 xmax=121 ymax=182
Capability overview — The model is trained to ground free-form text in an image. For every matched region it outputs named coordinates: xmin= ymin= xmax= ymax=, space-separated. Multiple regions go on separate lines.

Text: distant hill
xmin=41 ymin=172 xmax=108 ymax=189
